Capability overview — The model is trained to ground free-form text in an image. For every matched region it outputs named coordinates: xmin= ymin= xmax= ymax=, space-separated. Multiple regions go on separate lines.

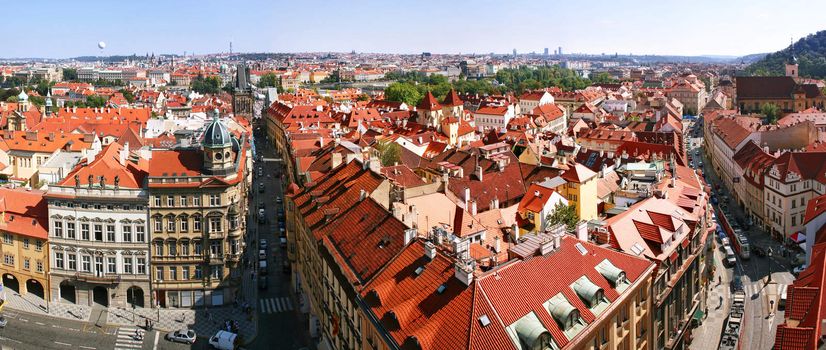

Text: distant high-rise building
xmin=544 ymin=48 xmax=549 ymax=56
xmin=558 ymin=46 xmax=563 ymax=56
xmin=513 ymin=49 xmax=517 ymax=57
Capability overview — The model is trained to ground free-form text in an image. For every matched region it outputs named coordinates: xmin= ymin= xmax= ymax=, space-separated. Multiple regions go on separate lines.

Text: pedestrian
xmin=145 ymin=318 xmax=149 ymax=330
xmin=718 ymin=275 xmax=721 ymax=285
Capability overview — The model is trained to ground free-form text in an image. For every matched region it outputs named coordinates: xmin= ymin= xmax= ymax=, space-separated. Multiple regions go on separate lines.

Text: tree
xmin=375 ymin=140 xmax=401 ymax=166
xmin=384 ymin=82 xmax=422 ymax=106
xmin=258 ymin=73 xmax=280 ymax=88
xmin=119 ymin=89 xmax=135 ymax=103
xmin=761 ymin=103 xmax=780 ymax=124
xmin=320 ymin=70 xmax=340 ymax=84
xmin=63 ymin=68 xmax=78 ymax=81
xmin=546 ymin=202 xmax=580 ymax=232
xmin=357 ymin=93 xmax=370 ymax=101
xmin=86 ymin=95 xmax=107 ymax=108
xmin=191 ymin=75 xmax=222 ymax=94
xmin=6 ymin=96 xmax=17 ymax=103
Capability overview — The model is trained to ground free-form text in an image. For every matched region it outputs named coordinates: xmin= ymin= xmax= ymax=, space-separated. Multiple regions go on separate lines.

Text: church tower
xmin=232 ymin=64 xmax=254 ymax=120
xmin=786 ymin=40 xmax=799 ymax=78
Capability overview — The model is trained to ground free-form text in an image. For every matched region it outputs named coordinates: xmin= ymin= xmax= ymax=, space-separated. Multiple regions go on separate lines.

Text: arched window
xmin=192 ymin=215 xmax=202 ymax=232
xmin=153 ymin=215 xmax=163 ymax=233
xmin=179 ymin=214 xmax=189 ymax=232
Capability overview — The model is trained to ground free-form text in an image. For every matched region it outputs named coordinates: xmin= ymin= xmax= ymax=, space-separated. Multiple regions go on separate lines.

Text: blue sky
xmin=6 ymin=0 xmax=826 ymax=58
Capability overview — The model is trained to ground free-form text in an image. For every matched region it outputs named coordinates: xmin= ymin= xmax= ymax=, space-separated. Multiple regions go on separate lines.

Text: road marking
xmin=35 ymin=321 xmax=45 ymax=325
xmin=54 ymin=341 xmax=72 ymax=346
xmin=79 ymin=346 xmax=96 ymax=350
xmin=0 ymin=336 xmax=21 ymax=343
xmin=270 ymin=298 xmax=278 ymax=312
xmin=153 ymin=330 xmax=159 ymax=350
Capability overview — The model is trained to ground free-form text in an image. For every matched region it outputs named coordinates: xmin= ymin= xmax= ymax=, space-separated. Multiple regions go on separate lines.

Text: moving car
xmin=259 ymin=238 xmax=268 ymax=250
xmin=259 ymin=260 xmax=268 ymax=276
xmin=258 ymin=275 xmax=269 ymax=290
xmin=280 ymin=237 xmax=287 ymax=248
xmin=165 ymin=329 xmax=196 ymax=344
xmin=259 ymin=249 xmax=267 ymax=261
xmin=258 ymin=209 xmax=266 ymax=223
xmin=258 ymin=183 xmax=265 ymax=193
xmin=723 ymin=246 xmax=737 ymax=267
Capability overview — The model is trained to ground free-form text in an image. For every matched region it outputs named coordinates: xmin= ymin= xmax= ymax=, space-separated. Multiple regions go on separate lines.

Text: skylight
xmin=575 ymin=242 xmax=588 ymax=256
xmin=479 ymin=314 xmax=491 ymax=327
xmin=630 ymin=243 xmax=645 ymax=256
xmin=414 ymin=266 xmax=425 ymax=276
xmin=436 ymin=284 xmax=447 ymax=294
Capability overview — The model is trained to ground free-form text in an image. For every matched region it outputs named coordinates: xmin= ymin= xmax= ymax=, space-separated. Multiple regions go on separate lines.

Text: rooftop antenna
xmin=230 ymin=41 xmax=233 ymax=55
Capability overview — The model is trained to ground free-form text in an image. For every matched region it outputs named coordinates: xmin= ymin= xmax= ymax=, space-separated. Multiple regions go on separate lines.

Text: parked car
xmin=258 ymin=201 xmax=265 ymax=210
xmin=259 ymin=239 xmax=268 ymax=250
xmin=165 ymin=329 xmax=196 ymax=344
xmin=259 ymin=249 xmax=267 ymax=261
xmin=280 ymin=237 xmax=287 ymax=248
xmin=208 ymin=331 xmax=238 ymax=350
xmin=258 ymin=183 xmax=265 ymax=193
xmin=259 ymin=260 xmax=268 ymax=276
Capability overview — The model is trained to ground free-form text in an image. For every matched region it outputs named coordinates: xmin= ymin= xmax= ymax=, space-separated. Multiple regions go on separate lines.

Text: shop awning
xmin=790 ymin=232 xmax=806 ymax=243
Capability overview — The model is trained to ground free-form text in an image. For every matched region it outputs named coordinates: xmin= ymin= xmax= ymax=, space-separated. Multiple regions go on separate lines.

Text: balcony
xmin=73 ymin=272 xmax=121 ymax=284
xmin=209 ymin=255 xmax=224 ymax=265
xmin=226 ymin=253 xmax=241 ymax=263
xmin=208 ymin=230 xmax=225 ymax=240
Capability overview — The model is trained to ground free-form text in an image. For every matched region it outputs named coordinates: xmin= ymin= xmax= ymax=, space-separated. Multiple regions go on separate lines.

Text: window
xmin=136 ymin=205 xmax=143 ymax=211
xmin=107 ymin=257 xmax=116 ymax=273
xmin=122 ymin=225 xmax=132 ymax=242
xmin=180 ymin=216 xmax=189 ymax=232
xmin=54 ymin=221 xmax=63 ymax=237
xmin=136 ymin=225 xmax=145 ymax=242
xmin=182 ymin=267 xmax=190 ymax=280
xmin=193 ymin=196 xmax=201 ymax=206
xmin=94 ymin=204 xmax=101 ymax=210
xmin=210 ymin=241 xmax=221 ymax=256
xmin=211 ymin=266 xmax=221 ymax=279
xmin=81 ymin=255 xmax=91 ymax=272
xmin=68 ymin=254 xmax=77 ymax=270
xmin=36 ymin=260 xmax=43 ymax=272
xmin=35 ymin=240 xmax=42 ymax=251
xmin=167 ymin=196 xmax=174 ymax=207
xmin=2 ymin=233 xmax=11 ymax=245
xmin=124 ymin=257 xmax=133 ymax=274
xmin=169 ymin=267 xmax=177 ymax=280
xmin=23 ymin=258 xmax=30 ymax=270
xmin=167 ymin=216 xmax=176 ymax=232
xmin=123 ymin=204 xmax=130 ymax=211
xmin=194 ymin=241 xmax=203 ymax=255
xmin=137 ymin=258 xmax=146 ymax=275
xmin=55 ymin=252 xmax=64 ymax=269
xmin=168 ymin=241 xmax=177 ymax=256
xmin=210 ymin=194 xmax=220 ymax=206
xmin=229 ymin=215 xmax=239 ymax=230
xmin=94 ymin=224 xmax=103 ymax=241
xmin=180 ymin=196 xmax=187 ymax=207
xmin=154 ymin=216 xmax=163 ymax=232
xmin=107 ymin=225 xmax=116 ymax=242
xmin=81 ymin=223 xmax=90 ymax=240
xmin=22 ymin=239 xmax=29 ymax=249
xmin=67 ymin=223 xmax=76 ymax=239
xmin=181 ymin=242 xmax=190 ymax=256
xmin=3 ymin=254 xmax=13 ymax=265
xmin=792 ymin=216 xmax=797 ymax=226
xmin=194 ymin=265 xmax=203 ymax=279
xmin=209 ymin=217 xmax=222 ymax=233
xmin=193 ymin=216 xmax=202 ymax=232
xmin=154 ymin=196 xmax=161 ymax=207
xmin=155 ymin=267 xmax=164 ymax=281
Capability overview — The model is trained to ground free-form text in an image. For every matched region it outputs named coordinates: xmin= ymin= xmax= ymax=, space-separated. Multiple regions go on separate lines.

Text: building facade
xmin=147 ymin=114 xmax=250 ymax=308
xmin=0 ymin=188 xmax=50 ymax=302
xmin=46 ymin=143 xmax=152 ymax=308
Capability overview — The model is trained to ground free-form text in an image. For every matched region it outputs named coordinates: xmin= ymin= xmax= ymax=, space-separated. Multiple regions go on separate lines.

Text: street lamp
xmin=767 ymin=247 xmax=773 ymax=284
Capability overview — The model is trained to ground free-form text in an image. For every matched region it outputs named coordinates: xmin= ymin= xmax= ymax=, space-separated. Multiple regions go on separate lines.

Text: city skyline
xmin=5 ymin=0 xmax=826 ymax=59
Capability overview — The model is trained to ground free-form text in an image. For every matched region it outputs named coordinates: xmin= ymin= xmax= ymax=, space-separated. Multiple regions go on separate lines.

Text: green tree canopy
xmin=191 ymin=75 xmax=222 ymax=94
xmin=119 ymin=89 xmax=135 ymax=103
xmin=384 ymin=82 xmax=422 ymax=106
xmin=546 ymin=202 xmax=580 ymax=232
xmin=375 ymin=140 xmax=401 ymax=166
xmin=258 ymin=73 xmax=280 ymax=88
xmin=761 ymin=103 xmax=780 ymax=124
xmin=62 ymin=68 xmax=78 ymax=81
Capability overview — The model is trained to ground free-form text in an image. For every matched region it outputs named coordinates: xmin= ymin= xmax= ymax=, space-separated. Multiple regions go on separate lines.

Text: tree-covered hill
xmin=746 ymin=30 xmax=826 ymax=78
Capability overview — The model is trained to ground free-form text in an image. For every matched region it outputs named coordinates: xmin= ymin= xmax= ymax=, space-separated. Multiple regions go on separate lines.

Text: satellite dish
xmin=98 ymin=41 xmax=106 ymax=49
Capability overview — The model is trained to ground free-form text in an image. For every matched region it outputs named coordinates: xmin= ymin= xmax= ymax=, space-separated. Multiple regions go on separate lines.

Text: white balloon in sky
xmin=98 ymin=41 xmax=106 ymax=49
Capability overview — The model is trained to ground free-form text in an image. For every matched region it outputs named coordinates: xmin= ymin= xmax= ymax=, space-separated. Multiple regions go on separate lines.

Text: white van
xmin=208 ymin=330 xmax=237 ymax=350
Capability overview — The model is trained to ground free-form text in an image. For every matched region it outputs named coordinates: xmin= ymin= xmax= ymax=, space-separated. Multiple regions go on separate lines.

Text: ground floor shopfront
xmin=154 ymin=287 xmax=235 ymax=308
xmin=49 ymin=273 xmax=150 ymax=308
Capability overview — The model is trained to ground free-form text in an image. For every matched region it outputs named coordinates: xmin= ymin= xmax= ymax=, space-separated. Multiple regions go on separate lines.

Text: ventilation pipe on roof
xmin=424 ymin=241 xmax=436 ymax=260
xmin=576 ymin=221 xmax=588 ymax=241
xmin=404 ymin=228 xmax=416 ymax=246
xmin=454 ymin=259 xmax=474 ymax=286
xmin=470 ymin=200 xmax=477 ymax=216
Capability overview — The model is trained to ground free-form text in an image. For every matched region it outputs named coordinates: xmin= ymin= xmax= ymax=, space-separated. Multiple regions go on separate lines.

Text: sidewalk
xmin=690 ymin=247 xmax=730 ymax=350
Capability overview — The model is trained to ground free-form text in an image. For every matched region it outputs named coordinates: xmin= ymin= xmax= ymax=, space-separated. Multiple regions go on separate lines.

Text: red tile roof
xmin=442 ymin=89 xmax=463 ymax=107
xmin=805 ymin=193 xmax=826 ymax=225
xmin=148 ymin=149 xmax=203 ymax=177
xmin=418 ymin=91 xmax=442 ymax=111
xmin=518 ymin=184 xmax=557 ymax=213
xmin=57 ymin=142 xmax=147 ymax=189
xmin=0 ymin=187 xmax=48 ymax=239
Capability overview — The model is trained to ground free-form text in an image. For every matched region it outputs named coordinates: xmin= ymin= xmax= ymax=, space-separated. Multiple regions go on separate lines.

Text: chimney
xmin=424 ymin=241 xmax=436 ymax=260
xmin=331 ymin=152 xmax=343 ymax=169
xmin=47 ymin=132 xmax=55 ymax=141
xmin=493 ymin=197 xmax=500 ymax=209
xmin=359 ymin=189 xmax=368 ymax=201
xmin=318 ymin=136 xmax=324 ymax=148
xmin=470 ymin=200 xmax=477 ymax=215
xmin=576 ymin=221 xmax=588 ymax=241
xmin=369 ymin=156 xmax=381 ymax=174
xmin=404 ymin=228 xmax=416 ymax=246
xmin=25 ymin=131 xmax=37 ymax=141
xmin=464 ymin=187 xmax=471 ymax=205
xmin=454 ymin=260 xmax=474 ymax=286
xmin=119 ymin=142 xmax=129 ymax=166
xmin=475 ymin=165 xmax=483 ymax=181
xmin=540 ymin=236 xmax=556 ymax=255
xmin=494 ymin=235 xmax=501 ymax=253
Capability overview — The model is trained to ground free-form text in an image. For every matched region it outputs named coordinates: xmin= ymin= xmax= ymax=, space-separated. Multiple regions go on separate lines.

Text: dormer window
xmin=546 ymin=293 xmax=585 ymax=338
xmin=571 ymin=276 xmax=609 ymax=316
xmin=596 ymin=259 xmax=629 ymax=292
